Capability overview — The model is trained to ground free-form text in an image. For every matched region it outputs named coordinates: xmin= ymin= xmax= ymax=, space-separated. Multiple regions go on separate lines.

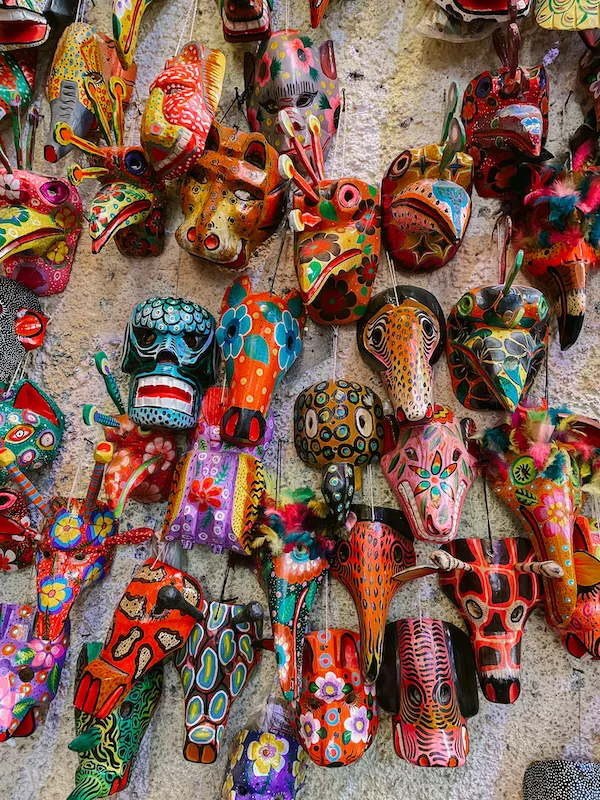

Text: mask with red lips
xmin=0 ymin=276 xmax=47 ymax=386
xmin=0 ymin=488 xmax=34 ymax=571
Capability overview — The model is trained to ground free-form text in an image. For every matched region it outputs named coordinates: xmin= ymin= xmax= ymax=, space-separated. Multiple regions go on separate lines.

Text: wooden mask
xmin=0 ymin=277 xmax=47 ymax=386
xmin=331 ymin=506 xmax=415 ymax=683
xmin=0 ymin=50 xmax=36 ymax=123
xmin=112 ymin=0 xmax=154 ymax=69
xmin=293 ymin=380 xmax=385 ymax=525
xmin=174 ymin=600 xmax=263 ymax=763
xmin=142 ymin=42 xmax=225 ymax=180
xmin=244 ymin=30 xmax=339 ymax=157
xmin=221 ymin=0 xmax=271 ymax=42
xmin=294 ymin=629 xmax=378 ymax=766
xmin=68 ymin=642 xmax=163 ymax=800
xmin=0 ymin=0 xmax=77 ymax=49
xmin=74 ymin=559 xmax=204 ymax=719
xmin=381 ymin=406 xmax=478 ymax=543
xmin=218 ymin=277 xmax=305 ymax=447
xmin=524 ymin=760 xmax=600 ymax=799
xmin=357 ymin=286 xmax=446 ymax=424
xmin=439 ymin=0 xmax=531 ymax=21
xmin=177 ymin=123 xmax=286 ymax=270
xmin=535 ymin=0 xmax=600 ymax=28
xmin=0 ymin=488 xmax=35 ymax=571
xmin=377 ymin=618 xmax=479 ymax=767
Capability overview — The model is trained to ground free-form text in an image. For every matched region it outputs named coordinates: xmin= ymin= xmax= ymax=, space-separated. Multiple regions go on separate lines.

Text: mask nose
xmin=221 ymin=407 xmax=266 ymax=446
xmin=204 ymin=234 xmax=220 ymax=251
xmin=480 ymin=675 xmax=521 ymax=704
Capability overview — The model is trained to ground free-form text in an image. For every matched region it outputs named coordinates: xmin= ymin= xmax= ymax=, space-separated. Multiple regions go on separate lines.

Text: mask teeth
xmin=277 ymin=109 xmax=320 ymax=186
xmin=279 ymin=154 xmax=320 ymax=203
xmin=307 ymin=114 xmax=325 ymax=181
xmin=54 ymin=123 xmax=107 ymax=159
xmin=82 ymin=442 xmax=114 ymax=523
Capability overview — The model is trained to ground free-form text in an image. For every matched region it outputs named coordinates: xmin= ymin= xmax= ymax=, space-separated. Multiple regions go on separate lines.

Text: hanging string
xmin=332 ymin=90 xmax=345 ymax=176
xmin=367 ymin=463 xmax=375 ymax=522
xmin=269 ymin=221 xmax=289 ymax=295
xmin=275 ymin=439 xmax=282 ymax=507
xmin=340 ymin=90 xmax=348 ymax=177
xmin=385 ymin=251 xmax=400 ymax=306
xmin=220 ymin=371 xmax=228 ymax=406
xmin=324 ymin=571 xmax=329 ymax=635
xmin=220 ymin=553 xmax=233 ymax=601
xmin=176 ymin=0 xmax=196 ymax=55
xmin=544 ymin=345 xmax=549 ymax=405
xmin=331 ymin=326 xmax=339 ymax=381
xmin=285 ymin=0 xmax=290 ymax=34
xmin=482 ymin=478 xmax=494 ymax=555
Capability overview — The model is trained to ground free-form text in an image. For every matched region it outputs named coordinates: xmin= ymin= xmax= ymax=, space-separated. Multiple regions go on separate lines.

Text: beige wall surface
xmin=2 ymin=1 xmax=600 ymax=799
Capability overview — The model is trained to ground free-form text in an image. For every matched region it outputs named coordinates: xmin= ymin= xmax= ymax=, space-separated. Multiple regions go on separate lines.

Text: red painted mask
xmin=0 ymin=488 xmax=34 ymax=571
xmin=377 ymin=618 xmax=479 ymax=767
xmin=220 ymin=0 xmax=271 ymax=42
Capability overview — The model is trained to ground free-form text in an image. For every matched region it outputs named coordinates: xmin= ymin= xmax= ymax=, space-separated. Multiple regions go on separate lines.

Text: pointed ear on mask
xmin=12 ymin=381 xmax=62 ymax=427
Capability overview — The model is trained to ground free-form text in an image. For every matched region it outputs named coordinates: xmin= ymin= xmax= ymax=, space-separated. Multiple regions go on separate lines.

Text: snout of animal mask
xmin=220 ymin=0 xmax=271 ymax=41
xmin=0 ymin=488 xmax=34 ymax=571
xmin=293 ymin=380 xmax=385 ymax=525
xmin=446 ymin=284 xmax=550 ymax=411
xmin=294 ymin=629 xmax=378 ymax=766
xmin=357 ymin=286 xmax=446 ymax=423
xmin=218 ymin=276 xmax=305 ymax=447
xmin=176 ymin=123 xmax=286 ymax=270
xmin=0 ymin=0 xmax=77 ymax=50
xmin=377 ymin=618 xmax=479 ymax=767
xmin=382 ymin=143 xmax=472 ymax=272
xmin=0 ymin=277 xmax=47 ymax=386
xmin=381 ymin=405 xmax=478 ymax=543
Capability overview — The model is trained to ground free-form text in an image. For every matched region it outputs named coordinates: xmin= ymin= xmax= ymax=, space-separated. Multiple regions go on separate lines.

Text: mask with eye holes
xmin=176 ymin=122 xmax=286 ymax=271
xmin=357 ymin=286 xmax=446 ymax=424
xmin=121 ymin=297 xmax=219 ymax=431
xmin=141 ymin=42 xmax=225 ymax=181
xmin=293 ymin=380 xmax=386 ymax=525
xmin=244 ymin=29 xmax=339 ymax=158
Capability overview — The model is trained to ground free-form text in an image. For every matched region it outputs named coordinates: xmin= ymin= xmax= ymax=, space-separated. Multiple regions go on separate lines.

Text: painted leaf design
xmin=399 ymin=428 xmax=412 ymax=449
xmin=14 ymin=647 xmax=35 ymax=666
xmin=515 ymin=488 xmax=539 ymax=507
xmin=342 ymin=730 xmax=352 ymax=745
xmin=387 ymin=453 xmax=400 ymax=473
xmin=12 ymin=698 xmax=34 ymax=719
xmin=258 ymin=301 xmax=283 ymax=323
xmin=431 ymin=451 xmax=443 ymax=475
xmin=318 ymin=726 xmax=328 ymax=739
xmin=320 ymin=201 xmax=338 ymax=221
xmin=47 ymin=662 xmax=61 ymax=695
xmin=244 ymin=334 xmax=270 ymax=365
xmin=574 ymin=551 xmax=600 ymax=587
xmin=227 ymin=280 xmax=248 ymax=308
xmin=277 ymin=593 xmax=297 ymax=625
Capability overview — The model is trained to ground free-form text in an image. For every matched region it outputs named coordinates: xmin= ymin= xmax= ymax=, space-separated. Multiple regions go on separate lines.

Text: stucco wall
xmin=2 ymin=1 xmax=600 ymax=798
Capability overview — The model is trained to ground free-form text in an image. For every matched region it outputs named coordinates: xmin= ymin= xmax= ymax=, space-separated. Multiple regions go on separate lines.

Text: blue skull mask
xmin=121 ymin=297 xmax=219 ymax=430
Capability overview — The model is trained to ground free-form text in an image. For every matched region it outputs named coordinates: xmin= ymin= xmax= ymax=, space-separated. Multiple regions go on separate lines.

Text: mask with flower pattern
xmin=294 ymin=629 xmax=378 ymax=766
xmin=481 ymin=405 xmax=600 ymax=629
xmin=0 ymin=277 xmax=47 ymax=387
xmin=0 ymin=602 xmax=70 ymax=742
xmin=0 ymin=488 xmax=35 ymax=572
xmin=0 ymin=0 xmax=77 ymax=50
xmin=244 ymin=30 xmax=339 ymax=158
xmin=217 ymin=276 xmax=305 ymax=447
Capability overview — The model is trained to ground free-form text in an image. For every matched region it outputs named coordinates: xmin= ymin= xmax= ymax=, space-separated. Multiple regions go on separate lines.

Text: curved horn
xmin=515 ymin=560 xmax=564 ymax=579
xmin=430 ymin=549 xmax=474 ymax=572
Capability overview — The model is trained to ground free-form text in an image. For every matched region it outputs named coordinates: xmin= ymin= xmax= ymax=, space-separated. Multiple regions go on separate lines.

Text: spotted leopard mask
xmin=0 ymin=277 xmax=47 ymax=386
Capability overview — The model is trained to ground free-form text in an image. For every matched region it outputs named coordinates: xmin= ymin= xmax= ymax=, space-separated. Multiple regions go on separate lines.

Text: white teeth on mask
xmin=223 ymin=5 xmax=269 ymax=31
xmin=133 ymin=375 xmax=195 ymax=417
xmin=155 ymin=128 xmax=193 ymax=170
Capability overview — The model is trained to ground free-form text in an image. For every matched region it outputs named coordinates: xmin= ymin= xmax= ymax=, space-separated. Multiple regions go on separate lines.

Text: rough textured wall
xmin=1 ymin=1 xmax=600 ymax=799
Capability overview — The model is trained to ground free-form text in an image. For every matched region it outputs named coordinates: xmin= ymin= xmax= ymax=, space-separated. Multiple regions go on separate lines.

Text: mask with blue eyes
xmin=121 ymin=297 xmax=219 ymax=431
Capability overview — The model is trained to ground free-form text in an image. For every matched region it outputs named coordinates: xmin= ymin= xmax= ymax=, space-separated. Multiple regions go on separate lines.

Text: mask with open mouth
xmin=221 ymin=0 xmax=271 ymax=41
xmin=0 ymin=0 xmax=77 ymax=50
xmin=176 ymin=122 xmax=286 ymax=270
xmin=0 ymin=488 xmax=34 ymax=570
xmin=122 ymin=296 xmax=218 ymax=431
xmin=0 ymin=277 xmax=47 ymax=386
xmin=244 ymin=29 xmax=339 ymax=158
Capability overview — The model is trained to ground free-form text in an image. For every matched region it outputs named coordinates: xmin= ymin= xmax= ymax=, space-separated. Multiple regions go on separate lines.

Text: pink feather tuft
xmin=578 ymin=179 xmax=600 ymax=214
xmin=548 ymin=180 xmax=579 ymax=200
xmin=573 ymin=138 xmax=596 ymax=172
xmin=529 ymin=442 xmax=552 ymax=469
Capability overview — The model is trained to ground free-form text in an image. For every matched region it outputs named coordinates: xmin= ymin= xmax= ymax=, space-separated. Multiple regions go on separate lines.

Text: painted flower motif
xmin=217 ymin=304 xmax=252 ymax=359
xmin=274 ymin=625 xmax=293 ymax=685
xmin=0 ymin=675 xmax=14 ymax=730
xmin=188 ymin=476 xmax=223 ymax=512
xmin=324 ymin=93 xmax=341 ymax=134
xmin=288 ymin=38 xmax=315 ymax=74
xmin=30 ymin=636 xmax=65 ymax=670
xmin=82 ymin=558 xmax=106 ymax=587
xmin=409 ymin=450 xmax=457 ymax=507
xmin=114 ymin=0 xmax=132 ymax=19
xmin=273 ymin=548 xmax=326 ymax=583
xmin=312 ymin=277 xmax=357 ymax=323
xmin=298 ymin=709 xmax=320 ymax=746
xmin=221 ymin=772 xmax=234 ymax=798
xmin=1 ymin=176 xmax=21 ymax=202
xmin=255 ymin=51 xmax=273 ymax=87
xmin=91 ymin=511 xmax=113 ymax=543
xmin=144 ymin=435 xmax=176 ymax=471
xmin=45 ymin=240 xmax=70 ymax=265
xmin=38 ymin=576 xmax=73 ymax=616
xmin=133 ymin=480 xmax=163 ymax=503
xmin=274 ymin=310 xmax=302 ymax=371
xmin=229 ymin=733 xmax=246 ymax=768
xmin=357 ymin=255 xmax=378 ymax=287
xmin=54 ymin=208 xmax=77 ymax=230
xmin=344 ymin=704 xmax=370 ymax=743
xmin=292 ymin=749 xmax=309 ymax=789
xmin=353 ymin=199 xmax=379 ymax=235
xmin=314 ymin=670 xmax=345 ymax=702
xmin=0 ymin=549 xmax=17 ymax=572
xmin=247 ymin=106 xmax=260 ymax=132
xmin=247 ymin=732 xmax=289 ymax=776
xmin=462 ymin=99 xmax=477 ymax=122
xmin=52 ymin=512 xmax=82 ymax=548
xmin=534 ymin=488 xmax=572 ymax=537
xmin=298 ymin=232 xmax=341 ymax=264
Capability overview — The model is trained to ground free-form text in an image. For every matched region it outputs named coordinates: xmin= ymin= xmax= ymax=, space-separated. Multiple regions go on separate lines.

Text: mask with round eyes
xmin=293 ymin=629 xmax=378 ymax=767
xmin=357 ymin=286 xmax=446 ymax=424
xmin=376 ymin=618 xmax=479 ymax=767
xmin=244 ymin=30 xmax=339 ymax=158
xmin=121 ymin=296 xmax=219 ymax=431
xmin=330 ymin=506 xmax=415 ymax=684
xmin=141 ymin=42 xmax=225 ymax=180
xmin=0 ymin=488 xmax=34 ymax=570
xmin=0 ymin=603 xmax=70 ymax=742
xmin=176 ymin=122 xmax=286 ymax=271
xmin=0 ymin=0 xmax=78 ymax=50
xmin=447 ymin=283 xmax=549 ymax=412
xmin=293 ymin=380 xmax=385 ymax=524
xmin=0 ymin=277 xmax=47 ymax=388
xmin=220 ymin=0 xmax=271 ymax=42
xmin=524 ymin=760 xmax=600 ymax=800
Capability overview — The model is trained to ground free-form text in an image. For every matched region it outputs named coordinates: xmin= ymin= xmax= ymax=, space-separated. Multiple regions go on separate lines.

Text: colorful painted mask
xmin=535 ymin=0 xmax=599 ymax=28
xmin=253 ymin=496 xmax=329 ymax=701
xmin=381 ymin=406 xmax=478 ymax=543
xmin=68 ymin=642 xmax=163 ymax=800
xmin=330 ymin=506 xmax=415 ymax=683
xmin=112 ymin=0 xmax=154 ymax=69
xmin=0 ymin=277 xmax=46 ymax=386
xmin=293 ymin=380 xmax=385 ymax=524
xmin=0 ymin=49 xmax=36 ymax=123
xmin=54 ymin=77 xmax=166 ymax=257
xmin=481 ymin=405 xmax=600 ymax=629
xmin=0 ymin=488 xmax=34 ymax=571
xmin=0 ymin=0 xmax=77 ymax=49
xmin=524 ymin=760 xmax=600 ymax=799
xmin=0 ymin=167 xmax=83 ymax=295
xmin=447 ymin=283 xmax=549 ymax=411
xmin=121 ymin=296 xmax=218 ymax=431
xmin=282 ymin=112 xmax=381 ymax=325
xmin=175 ymin=599 xmax=263 ymax=763
xmin=377 ymin=618 xmax=479 ymax=767
xmin=382 ymin=84 xmax=473 ymax=272
xmin=45 ymin=22 xmax=137 ymax=163
xmin=221 ymin=0 xmax=271 ymax=41
xmin=294 ymin=629 xmax=378 ymax=766
xmin=438 ymin=0 xmax=531 ymax=21
xmin=0 ymin=603 xmax=70 ymax=741
xmin=244 ymin=30 xmax=339 ymax=157
xmin=85 ymin=352 xmax=177 ymax=509
xmin=176 ymin=122 xmax=285 ymax=269
xmin=218 ymin=277 xmax=305 ymax=447
xmin=74 ymin=559 xmax=204 ymax=719
xmin=461 ymin=32 xmax=549 ymax=198
xmin=0 ymin=379 xmax=64 ymax=481
xmin=357 ymin=286 xmax=446 ymax=423
xmin=141 ymin=42 xmax=225 ymax=181
xmin=221 ymin=700 xmax=310 ymax=799
xmin=161 ymin=387 xmax=267 ymax=554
